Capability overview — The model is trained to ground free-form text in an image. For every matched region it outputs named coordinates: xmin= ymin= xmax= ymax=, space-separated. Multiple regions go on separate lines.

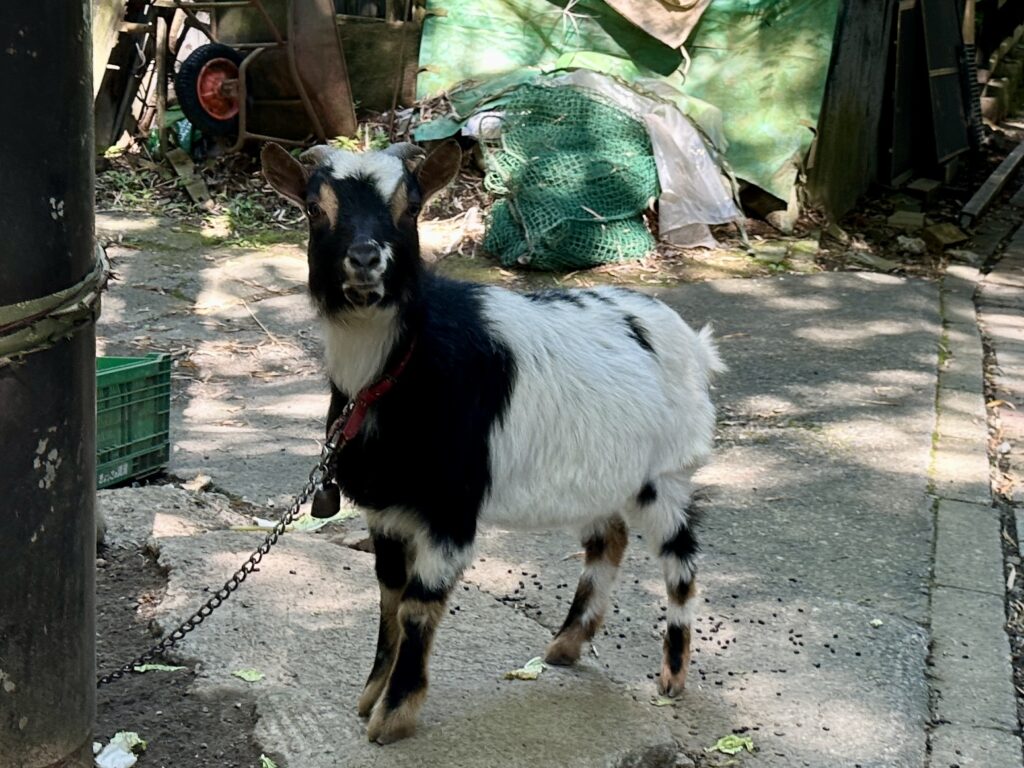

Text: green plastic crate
xmin=96 ymin=353 xmax=171 ymax=489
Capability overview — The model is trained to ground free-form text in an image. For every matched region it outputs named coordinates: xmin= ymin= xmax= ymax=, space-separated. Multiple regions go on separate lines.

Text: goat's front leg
xmin=366 ymin=536 xmax=474 ymax=744
xmin=358 ymin=533 xmax=410 ymax=717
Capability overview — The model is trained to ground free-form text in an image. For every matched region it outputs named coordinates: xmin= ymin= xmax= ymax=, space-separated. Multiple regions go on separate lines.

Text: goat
xmin=261 ymin=140 xmax=724 ymax=744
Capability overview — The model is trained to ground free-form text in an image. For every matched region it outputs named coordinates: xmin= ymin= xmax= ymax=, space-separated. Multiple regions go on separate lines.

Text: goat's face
xmin=261 ymin=141 xmax=462 ymax=315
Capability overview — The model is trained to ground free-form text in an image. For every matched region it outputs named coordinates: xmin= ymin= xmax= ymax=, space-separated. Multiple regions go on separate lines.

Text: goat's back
xmin=476 ymin=284 xmax=720 ymax=529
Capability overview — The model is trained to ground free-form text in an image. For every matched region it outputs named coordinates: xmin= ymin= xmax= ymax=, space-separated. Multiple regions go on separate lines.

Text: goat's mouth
xmin=342 ymin=282 xmax=385 ymax=307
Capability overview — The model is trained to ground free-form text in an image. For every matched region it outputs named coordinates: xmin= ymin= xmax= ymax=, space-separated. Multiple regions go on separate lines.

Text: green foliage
xmin=329 ymin=124 xmax=390 ymax=153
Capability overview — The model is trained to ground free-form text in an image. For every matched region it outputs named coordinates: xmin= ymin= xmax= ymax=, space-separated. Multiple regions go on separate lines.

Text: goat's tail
xmin=696 ymin=324 xmax=727 ymax=378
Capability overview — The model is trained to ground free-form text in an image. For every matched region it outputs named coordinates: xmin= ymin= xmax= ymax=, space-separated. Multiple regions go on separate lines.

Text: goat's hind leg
xmin=658 ymin=521 xmax=698 ymax=697
xmin=367 ymin=536 xmax=474 ymax=744
xmin=358 ymin=533 xmax=410 ymax=717
xmin=545 ymin=515 xmax=628 ymax=666
xmin=638 ymin=479 xmax=700 ymax=697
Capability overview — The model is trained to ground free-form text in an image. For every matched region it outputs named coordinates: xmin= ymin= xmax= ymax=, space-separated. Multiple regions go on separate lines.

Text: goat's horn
xmin=383 ymin=142 xmax=427 ymax=174
xmin=299 ymin=145 xmax=336 ymax=166
xmin=380 ymin=144 xmax=423 ymax=162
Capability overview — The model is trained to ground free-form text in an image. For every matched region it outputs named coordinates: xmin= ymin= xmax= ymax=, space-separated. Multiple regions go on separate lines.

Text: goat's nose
xmin=346 ymin=242 xmax=381 ymax=270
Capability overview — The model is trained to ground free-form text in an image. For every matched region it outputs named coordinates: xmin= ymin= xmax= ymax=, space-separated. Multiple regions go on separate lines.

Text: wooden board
xmin=92 ymin=0 xmax=127 ymax=97
xmin=960 ymin=139 xmax=1024 ymax=226
xmin=887 ymin=0 xmax=928 ymax=185
xmin=919 ymin=0 xmax=969 ymax=163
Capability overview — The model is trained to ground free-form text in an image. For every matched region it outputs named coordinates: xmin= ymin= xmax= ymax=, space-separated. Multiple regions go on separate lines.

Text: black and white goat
xmin=261 ymin=140 xmax=723 ymax=744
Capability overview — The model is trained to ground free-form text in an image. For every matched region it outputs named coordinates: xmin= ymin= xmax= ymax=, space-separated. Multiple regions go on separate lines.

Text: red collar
xmin=328 ymin=338 xmax=416 ymax=445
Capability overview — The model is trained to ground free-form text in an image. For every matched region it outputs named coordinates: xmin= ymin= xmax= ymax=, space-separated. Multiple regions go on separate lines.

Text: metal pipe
xmin=0 ymin=1 xmax=96 ymax=766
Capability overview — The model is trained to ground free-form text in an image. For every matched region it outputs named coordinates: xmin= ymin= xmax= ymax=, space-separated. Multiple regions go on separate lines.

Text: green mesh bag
xmin=482 ymin=84 xmax=659 ymax=271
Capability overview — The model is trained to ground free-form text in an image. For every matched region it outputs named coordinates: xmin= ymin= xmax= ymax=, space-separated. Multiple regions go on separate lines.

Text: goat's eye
xmin=306 ymin=202 xmax=323 ymax=219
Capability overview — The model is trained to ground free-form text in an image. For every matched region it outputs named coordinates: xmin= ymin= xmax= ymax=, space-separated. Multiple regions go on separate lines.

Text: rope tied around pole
xmin=0 ymin=245 xmax=110 ymax=368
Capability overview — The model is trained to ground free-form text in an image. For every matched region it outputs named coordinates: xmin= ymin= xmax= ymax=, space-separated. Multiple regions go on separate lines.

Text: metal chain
xmin=96 ymin=410 xmax=352 ymax=688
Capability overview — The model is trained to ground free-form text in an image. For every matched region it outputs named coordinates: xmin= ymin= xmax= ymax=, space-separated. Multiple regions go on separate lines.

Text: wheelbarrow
xmin=161 ymin=0 xmax=421 ymax=152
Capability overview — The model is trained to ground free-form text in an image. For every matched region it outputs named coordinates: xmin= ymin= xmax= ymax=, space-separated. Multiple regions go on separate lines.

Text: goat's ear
xmin=416 ymin=140 xmax=462 ymax=205
xmin=261 ymin=142 xmax=308 ymax=207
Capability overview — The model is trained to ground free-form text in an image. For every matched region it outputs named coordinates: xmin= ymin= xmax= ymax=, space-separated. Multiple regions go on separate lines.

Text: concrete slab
xmin=940 ymin=348 xmax=986 ymax=394
xmin=467 ymin=526 xmax=931 ymax=768
xmin=934 ymin=500 xmax=1005 ymax=595
xmin=946 ymin=265 xmax=982 ymax=285
xmin=942 ymin=293 xmax=978 ymax=329
xmin=983 ymin=311 xmax=1024 ymax=346
xmin=154 ymin=532 xmax=681 ymax=768
xmin=930 ymin=724 xmax=1023 ymax=768
xmin=979 ymin=282 xmax=1024 ymax=311
xmin=935 ymin=388 xmax=990 ymax=441
xmin=993 ymin=340 xmax=1024 ymax=371
xmin=986 ymin=266 xmax=1024 ymax=288
xmin=940 ymin=318 xmax=985 ymax=393
xmin=993 ymin=372 xmax=1024 ymax=407
xmin=97 ymin=250 xmax=986 ymax=767
xmin=655 ymin=273 xmax=939 ymax=434
xmin=932 ymin=436 xmax=993 ymax=504
xmin=966 ymin=217 xmax=1016 ymax=260
xmin=931 ymin=586 xmax=1017 ymax=731
xmin=150 ymin=517 xmax=932 ymax=768
xmin=97 ymin=485 xmax=249 ymax=549
xmin=945 ymin=324 xmax=983 ymax=354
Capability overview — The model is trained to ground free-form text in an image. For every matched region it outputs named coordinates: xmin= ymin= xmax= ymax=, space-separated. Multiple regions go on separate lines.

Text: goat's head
xmin=261 ymin=140 xmax=462 ymax=315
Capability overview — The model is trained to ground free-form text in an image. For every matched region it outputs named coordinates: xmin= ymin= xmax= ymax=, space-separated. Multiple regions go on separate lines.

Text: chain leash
xmin=96 ymin=406 xmax=353 ymax=688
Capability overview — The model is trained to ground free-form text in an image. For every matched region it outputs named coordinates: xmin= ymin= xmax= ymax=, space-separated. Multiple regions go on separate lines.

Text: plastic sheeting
xmin=416 ymin=0 xmax=682 ymax=100
xmin=549 ymin=70 xmax=740 ymax=247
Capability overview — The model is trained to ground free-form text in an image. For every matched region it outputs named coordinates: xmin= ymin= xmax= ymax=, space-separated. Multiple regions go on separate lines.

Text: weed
xmin=329 ymin=124 xmax=390 ymax=153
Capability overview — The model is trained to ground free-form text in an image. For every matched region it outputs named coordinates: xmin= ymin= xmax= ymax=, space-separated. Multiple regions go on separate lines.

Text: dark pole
xmin=0 ymin=2 xmax=96 ymax=767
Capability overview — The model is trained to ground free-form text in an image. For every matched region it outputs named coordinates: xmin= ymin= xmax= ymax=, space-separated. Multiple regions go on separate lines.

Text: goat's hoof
xmin=358 ymin=696 xmax=378 ymax=720
xmin=357 ymin=678 xmax=386 ymax=718
xmin=657 ymin=665 xmax=688 ymax=698
xmin=367 ymin=702 xmax=417 ymax=744
xmin=544 ymin=635 xmax=582 ymax=666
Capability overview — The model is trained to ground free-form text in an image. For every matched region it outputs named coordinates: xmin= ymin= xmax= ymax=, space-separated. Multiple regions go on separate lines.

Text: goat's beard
xmin=313 ymin=291 xmax=392 ymax=322
xmin=342 ymin=283 xmax=385 ymax=308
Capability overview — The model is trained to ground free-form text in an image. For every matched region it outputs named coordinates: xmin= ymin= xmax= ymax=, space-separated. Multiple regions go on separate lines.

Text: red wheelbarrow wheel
xmin=175 ymin=43 xmax=245 ymax=136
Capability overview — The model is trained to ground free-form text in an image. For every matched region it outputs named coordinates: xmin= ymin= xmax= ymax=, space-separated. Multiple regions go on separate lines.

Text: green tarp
xmin=684 ymin=0 xmax=842 ymax=200
xmin=417 ymin=0 xmax=842 ymax=203
xmin=416 ymin=0 xmax=682 ymax=100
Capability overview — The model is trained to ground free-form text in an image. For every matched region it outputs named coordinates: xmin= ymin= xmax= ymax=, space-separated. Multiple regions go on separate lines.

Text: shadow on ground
xmin=96 ymin=213 xmax=942 ymax=767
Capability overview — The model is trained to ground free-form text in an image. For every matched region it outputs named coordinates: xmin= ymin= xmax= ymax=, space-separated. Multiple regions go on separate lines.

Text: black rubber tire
xmin=174 ymin=43 xmax=244 ymax=137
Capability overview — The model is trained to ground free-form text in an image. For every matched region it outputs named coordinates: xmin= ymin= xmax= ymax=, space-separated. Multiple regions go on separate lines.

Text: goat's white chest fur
xmin=321 ymin=307 xmax=400 ymax=396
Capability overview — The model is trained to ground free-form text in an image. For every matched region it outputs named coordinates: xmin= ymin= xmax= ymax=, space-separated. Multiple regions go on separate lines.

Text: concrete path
xmin=95 ymin=213 xmax=1022 ymax=767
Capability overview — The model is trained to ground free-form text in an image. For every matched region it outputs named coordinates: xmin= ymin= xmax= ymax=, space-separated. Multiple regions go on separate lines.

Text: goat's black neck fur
xmin=324 ymin=273 xmax=517 ymax=548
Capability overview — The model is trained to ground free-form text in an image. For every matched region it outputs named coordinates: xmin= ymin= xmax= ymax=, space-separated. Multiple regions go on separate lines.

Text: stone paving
xmin=921 ymin=181 xmax=1024 ymax=767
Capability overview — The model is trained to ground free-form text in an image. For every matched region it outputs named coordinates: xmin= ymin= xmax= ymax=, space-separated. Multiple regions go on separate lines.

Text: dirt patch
xmin=95 ymin=545 xmax=269 ymax=768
